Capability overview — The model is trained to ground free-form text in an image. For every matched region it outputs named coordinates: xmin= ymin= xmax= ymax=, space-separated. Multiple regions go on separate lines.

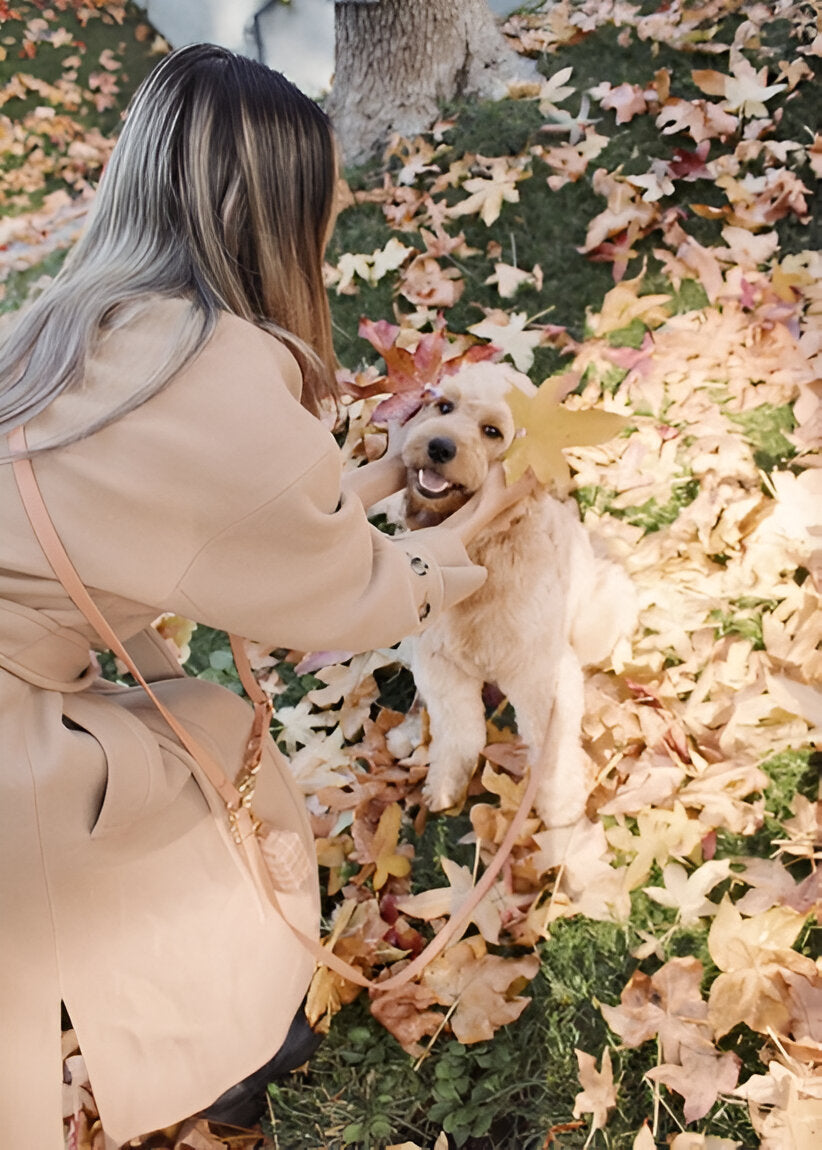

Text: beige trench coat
xmin=0 ymin=298 xmax=484 ymax=1148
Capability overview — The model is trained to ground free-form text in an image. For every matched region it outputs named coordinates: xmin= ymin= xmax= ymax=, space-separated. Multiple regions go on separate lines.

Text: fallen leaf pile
xmin=0 ymin=1 xmax=165 ymax=307
xmin=1 ymin=1 xmax=820 ymax=1148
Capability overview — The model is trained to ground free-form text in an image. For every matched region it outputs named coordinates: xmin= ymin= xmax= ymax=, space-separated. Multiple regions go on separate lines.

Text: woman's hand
xmin=445 ymin=464 xmax=538 ymax=546
xmin=341 ymin=420 xmax=408 ymax=508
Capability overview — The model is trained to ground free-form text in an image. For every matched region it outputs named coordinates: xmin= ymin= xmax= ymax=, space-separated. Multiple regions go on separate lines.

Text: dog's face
xmin=401 ymin=363 xmax=531 ymax=528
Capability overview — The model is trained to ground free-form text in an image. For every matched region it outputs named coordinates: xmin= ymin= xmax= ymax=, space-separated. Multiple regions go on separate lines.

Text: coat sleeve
xmin=166 ymin=437 xmax=485 ymax=653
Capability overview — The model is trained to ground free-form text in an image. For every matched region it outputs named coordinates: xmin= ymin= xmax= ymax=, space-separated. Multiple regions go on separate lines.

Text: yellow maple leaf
xmin=305 ymin=964 xmax=361 ymax=1033
xmin=151 ymin=612 xmax=196 ymax=662
xmin=605 ymin=802 xmax=705 ymax=890
xmin=692 ymin=59 xmax=787 ymax=117
xmin=370 ymin=802 xmax=412 ymax=890
xmin=771 ymin=260 xmax=813 ymax=302
xmin=708 ymin=898 xmax=808 ymax=973
xmin=503 ymin=374 xmax=628 ymax=488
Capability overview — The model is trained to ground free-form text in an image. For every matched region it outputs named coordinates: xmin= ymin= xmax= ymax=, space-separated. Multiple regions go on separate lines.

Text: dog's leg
xmin=413 ymin=643 xmax=487 ymax=811
xmin=501 ymin=644 xmax=589 ymax=828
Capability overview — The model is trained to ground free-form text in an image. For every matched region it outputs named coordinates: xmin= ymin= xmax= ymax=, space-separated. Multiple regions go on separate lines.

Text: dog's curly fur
xmin=402 ymin=362 xmax=637 ymax=827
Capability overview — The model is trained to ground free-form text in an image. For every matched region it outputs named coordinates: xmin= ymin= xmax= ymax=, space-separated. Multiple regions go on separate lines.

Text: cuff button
xmin=418 ymin=598 xmax=431 ymax=621
xmin=410 ymin=556 xmax=429 ymax=576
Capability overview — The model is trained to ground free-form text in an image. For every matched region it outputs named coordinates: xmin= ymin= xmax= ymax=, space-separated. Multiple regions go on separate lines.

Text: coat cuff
xmin=389 ymin=526 xmax=487 ymax=626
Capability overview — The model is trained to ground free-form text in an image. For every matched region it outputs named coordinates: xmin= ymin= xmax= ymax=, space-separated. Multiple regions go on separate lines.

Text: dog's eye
xmin=436 ymin=400 xmax=454 ymax=414
xmin=482 ymin=424 xmax=502 ymax=439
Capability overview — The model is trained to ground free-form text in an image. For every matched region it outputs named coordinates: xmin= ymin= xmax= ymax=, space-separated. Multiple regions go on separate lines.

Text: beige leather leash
xmin=8 ymin=423 xmax=541 ymax=994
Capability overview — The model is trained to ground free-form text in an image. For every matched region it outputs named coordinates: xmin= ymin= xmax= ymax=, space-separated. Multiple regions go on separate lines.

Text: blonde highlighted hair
xmin=0 ymin=44 xmax=338 ymax=450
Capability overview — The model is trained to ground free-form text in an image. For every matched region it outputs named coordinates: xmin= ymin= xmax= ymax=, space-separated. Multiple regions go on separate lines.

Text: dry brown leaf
xmin=369 ymin=981 xmax=442 ymax=1058
xmin=601 ymin=957 xmax=712 ymax=1062
xmin=572 ymin=1047 xmax=617 ymax=1130
xmin=656 ymin=98 xmax=738 ymax=144
xmin=643 ymin=859 xmax=731 ymax=925
xmin=707 ymin=898 xmax=816 ymax=1037
xmin=394 ymin=856 xmax=507 ymax=945
xmin=633 ymin=1124 xmax=656 ymax=1150
xmin=350 ymin=802 xmax=412 ymax=890
xmin=448 ymin=156 xmax=529 ymax=226
xmin=399 ymin=255 xmax=464 ymax=308
xmin=581 ymin=168 xmax=660 ymax=252
xmin=174 ymin=1119 xmax=231 ymax=1150
xmin=647 ymin=1044 xmax=740 ymax=1123
xmin=387 ymin=1136 xmax=448 ymax=1150
xmin=733 ymin=1060 xmax=822 ymax=1149
xmin=605 ymin=803 xmax=705 ymax=890
xmin=734 ymin=858 xmax=822 ymax=916
xmin=774 ymin=795 xmax=822 ymax=862
xmin=593 ymin=80 xmax=650 ymax=123
xmin=421 ymin=935 xmax=539 ymax=1044
xmin=467 ymin=309 xmax=544 ymax=373
xmin=305 ymin=964 xmax=362 ymax=1032
xmin=783 ymin=968 xmax=822 ymax=1043
xmin=669 ymin=1129 xmax=743 ymax=1148
xmin=484 ymin=261 xmax=543 ymax=299
xmin=692 ymin=58 xmax=787 ymax=117
xmin=586 ymin=274 xmax=672 ymax=336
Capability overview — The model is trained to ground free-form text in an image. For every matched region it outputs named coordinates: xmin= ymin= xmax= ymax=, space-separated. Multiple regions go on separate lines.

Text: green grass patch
xmin=575 ymin=477 xmax=700 ymax=534
xmin=727 ymin=404 xmax=797 ymax=472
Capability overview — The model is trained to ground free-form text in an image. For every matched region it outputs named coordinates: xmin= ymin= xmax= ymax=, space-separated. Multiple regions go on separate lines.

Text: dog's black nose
xmin=427 ymin=436 xmax=456 ymax=464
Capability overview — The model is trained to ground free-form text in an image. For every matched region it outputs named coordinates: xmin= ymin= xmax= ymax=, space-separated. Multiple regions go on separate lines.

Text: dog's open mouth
xmin=415 ymin=468 xmax=463 ymax=500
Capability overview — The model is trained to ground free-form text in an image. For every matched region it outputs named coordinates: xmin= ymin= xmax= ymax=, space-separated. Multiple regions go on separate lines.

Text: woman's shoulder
xmin=98 ymin=298 xmax=327 ymax=472
xmin=29 ymin=296 xmax=307 ymax=450
xmin=172 ymin=304 xmax=304 ymax=404
xmin=101 ymin=296 xmax=304 ymax=403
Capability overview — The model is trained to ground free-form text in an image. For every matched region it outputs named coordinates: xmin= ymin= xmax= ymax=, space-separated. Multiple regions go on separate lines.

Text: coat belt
xmin=0 ymin=598 xmax=97 ymax=692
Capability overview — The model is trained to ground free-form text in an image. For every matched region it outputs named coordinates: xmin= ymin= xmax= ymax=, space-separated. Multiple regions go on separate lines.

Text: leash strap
xmin=8 ymin=424 xmax=540 ymax=994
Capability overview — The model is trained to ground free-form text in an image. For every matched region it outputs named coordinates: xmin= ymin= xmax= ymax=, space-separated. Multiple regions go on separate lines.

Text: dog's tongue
xmin=418 ymin=468 xmax=451 ymax=496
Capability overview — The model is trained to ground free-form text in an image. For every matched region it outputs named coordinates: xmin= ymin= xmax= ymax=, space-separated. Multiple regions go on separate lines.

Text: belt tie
xmin=0 ymin=598 xmax=97 ymax=692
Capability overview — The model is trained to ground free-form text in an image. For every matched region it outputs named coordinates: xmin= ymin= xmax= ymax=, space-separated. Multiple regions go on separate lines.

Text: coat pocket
xmin=62 ymin=688 xmax=193 ymax=839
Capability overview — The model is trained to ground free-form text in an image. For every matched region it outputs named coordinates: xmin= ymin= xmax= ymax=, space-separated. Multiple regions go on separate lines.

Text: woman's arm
xmin=165 ymin=455 xmax=485 ymax=653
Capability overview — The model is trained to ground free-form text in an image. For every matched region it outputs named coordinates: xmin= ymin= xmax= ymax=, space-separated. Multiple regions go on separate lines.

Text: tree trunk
xmin=327 ymin=0 xmax=536 ymax=165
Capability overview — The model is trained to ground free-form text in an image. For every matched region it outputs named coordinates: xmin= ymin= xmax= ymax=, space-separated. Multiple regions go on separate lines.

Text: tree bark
xmin=327 ymin=0 xmax=536 ymax=165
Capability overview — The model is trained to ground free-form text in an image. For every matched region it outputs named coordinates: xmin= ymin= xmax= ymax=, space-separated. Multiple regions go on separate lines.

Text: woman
xmin=0 ymin=44 xmax=524 ymax=1149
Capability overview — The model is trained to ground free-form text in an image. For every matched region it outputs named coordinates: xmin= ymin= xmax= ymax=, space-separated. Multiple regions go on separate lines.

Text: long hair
xmin=0 ymin=44 xmax=338 ymax=451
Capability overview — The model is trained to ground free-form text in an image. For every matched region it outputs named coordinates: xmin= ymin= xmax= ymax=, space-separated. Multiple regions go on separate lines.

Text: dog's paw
xmin=536 ymin=791 xmax=588 ymax=829
xmin=422 ymin=778 xmax=467 ymax=813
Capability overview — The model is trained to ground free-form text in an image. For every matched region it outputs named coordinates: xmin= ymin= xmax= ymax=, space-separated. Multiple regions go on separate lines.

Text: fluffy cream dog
xmin=401 ymin=361 xmax=636 ymax=827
